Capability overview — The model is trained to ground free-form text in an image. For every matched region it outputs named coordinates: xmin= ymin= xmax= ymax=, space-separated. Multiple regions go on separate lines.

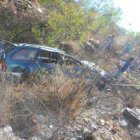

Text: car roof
xmin=16 ymin=43 xmax=65 ymax=54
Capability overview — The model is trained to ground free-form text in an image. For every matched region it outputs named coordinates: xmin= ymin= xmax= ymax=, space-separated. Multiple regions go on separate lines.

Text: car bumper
xmin=0 ymin=71 xmax=22 ymax=81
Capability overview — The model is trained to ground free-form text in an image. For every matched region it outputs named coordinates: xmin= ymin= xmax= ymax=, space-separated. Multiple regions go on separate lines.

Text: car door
xmin=6 ymin=47 xmax=39 ymax=72
xmin=36 ymin=50 xmax=62 ymax=73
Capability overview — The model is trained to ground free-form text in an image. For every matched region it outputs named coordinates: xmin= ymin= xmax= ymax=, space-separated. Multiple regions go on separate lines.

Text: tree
xmin=77 ymin=0 xmax=122 ymax=36
xmin=33 ymin=0 xmax=87 ymax=46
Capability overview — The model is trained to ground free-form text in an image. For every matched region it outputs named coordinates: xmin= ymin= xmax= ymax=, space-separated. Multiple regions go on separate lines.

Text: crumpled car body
xmin=0 ymin=41 xmax=108 ymax=84
xmin=81 ymin=60 xmax=109 ymax=79
xmin=0 ymin=40 xmax=18 ymax=55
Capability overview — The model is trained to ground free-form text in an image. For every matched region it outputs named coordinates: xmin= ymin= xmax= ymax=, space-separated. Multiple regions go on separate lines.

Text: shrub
xmin=13 ymin=71 xmax=91 ymax=125
xmin=0 ymin=67 xmax=94 ymax=138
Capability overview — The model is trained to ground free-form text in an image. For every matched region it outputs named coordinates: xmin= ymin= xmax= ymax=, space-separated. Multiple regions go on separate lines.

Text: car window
xmin=39 ymin=51 xmax=61 ymax=64
xmin=39 ymin=51 xmax=50 ymax=63
xmin=12 ymin=48 xmax=38 ymax=61
xmin=50 ymin=52 xmax=61 ymax=63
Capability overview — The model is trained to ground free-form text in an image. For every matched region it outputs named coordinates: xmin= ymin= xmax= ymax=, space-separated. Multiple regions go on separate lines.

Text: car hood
xmin=81 ymin=60 xmax=107 ymax=76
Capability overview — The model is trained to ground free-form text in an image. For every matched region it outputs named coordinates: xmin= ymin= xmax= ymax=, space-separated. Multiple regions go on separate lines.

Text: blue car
xmin=0 ymin=41 xmax=109 ymax=88
xmin=0 ymin=43 xmax=87 ymax=76
xmin=5 ymin=44 xmax=65 ymax=73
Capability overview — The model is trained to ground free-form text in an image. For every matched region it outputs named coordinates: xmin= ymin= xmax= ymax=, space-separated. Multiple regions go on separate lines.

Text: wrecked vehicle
xmin=3 ymin=44 xmax=95 ymax=80
xmin=81 ymin=60 xmax=109 ymax=79
xmin=0 ymin=41 xmax=109 ymax=88
xmin=81 ymin=60 xmax=110 ymax=90
xmin=0 ymin=41 xmax=87 ymax=76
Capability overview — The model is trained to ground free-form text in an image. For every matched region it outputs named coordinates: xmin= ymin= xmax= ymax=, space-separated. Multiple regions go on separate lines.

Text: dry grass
xmin=0 ymin=70 xmax=93 ymax=137
xmin=13 ymin=71 xmax=90 ymax=125
xmin=0 ymin=67 xmax=138 ymax=139
xmin=0 ymin=77 xmax=14 ymax=126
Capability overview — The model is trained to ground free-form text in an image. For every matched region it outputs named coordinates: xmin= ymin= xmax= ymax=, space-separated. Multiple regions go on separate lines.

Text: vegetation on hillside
xmin=0 ymin=1 xmax=140 ymax=139
xmin=0 ymin=0 xmax=122 ymax=46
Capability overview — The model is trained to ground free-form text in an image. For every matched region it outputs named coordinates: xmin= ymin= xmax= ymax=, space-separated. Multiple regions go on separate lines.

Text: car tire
xmin=123 ymin=108 xmax=140 ymax=126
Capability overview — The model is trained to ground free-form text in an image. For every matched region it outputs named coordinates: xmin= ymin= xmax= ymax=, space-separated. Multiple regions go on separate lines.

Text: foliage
xmin=0 ymin=0 xmax=122 ymax=47
xmin=77 ymin=0 xmax=122 ymax=36
xmin=32 ymin=0 xmax=122 ymax=46
xmin=0 ymin=1 xmax=40 ymax=43
xmin=33 ymin=0 xmax=87 ymax=46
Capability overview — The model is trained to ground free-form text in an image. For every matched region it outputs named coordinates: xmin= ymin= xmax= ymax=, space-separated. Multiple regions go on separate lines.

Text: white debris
xmin=37 ymin=8 xmax=42 ymax=13
xmin=49 ymin=125 xmax=53 ymax=129
xmin=120 ymin=119 xmax=128 ymax=127
xmin=3 ymin=126 xmax=12 ymax=133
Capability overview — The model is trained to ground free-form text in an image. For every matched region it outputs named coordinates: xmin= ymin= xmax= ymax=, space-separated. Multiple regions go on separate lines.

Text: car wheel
xmin=123 ymin=108 xmax=140 ymax=126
